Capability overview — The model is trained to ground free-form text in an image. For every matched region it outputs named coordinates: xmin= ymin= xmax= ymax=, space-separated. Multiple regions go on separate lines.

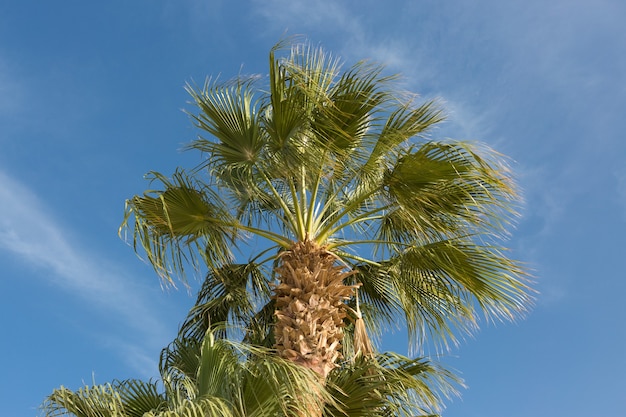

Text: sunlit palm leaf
xmin=161 ymin=330 xmax=332 ymax=417
xmin=187 ymin=78 xmax=264 ymax=169
xmin=308 ymin=62 xmax=390 ymax=154
xmin=196 ymin=332 xmax=238 ymax=400
xmin=400 ymin=240 xmax=530 ymax=321
xmin=115 ymin=380 xmax=166 ymax=417
xmin=121 ymin=170 xmax=234 ymax=285
xmin=324 ymin=353 xmax=460 ymax=417
xmin=159 ymin=335 xmax=202 ymax=398
xmin=383 ymin=141 xmax=517 ymax=242
xmin=240 ymin=352 xmax=331 ymax=417
xmin=264 ymin=43 xmax=316 ymax=169
xmin=360 ymin=100 xmax=445 ymax=178
xmin=144 ymin=398 xmax=236 ymax=417
xmin=44 ymin=384 xmax=124 ymax=417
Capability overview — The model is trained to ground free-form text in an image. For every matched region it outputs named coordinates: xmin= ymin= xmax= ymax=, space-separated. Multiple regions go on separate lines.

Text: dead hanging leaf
xmin=353 ymin=315 xmax=375 ymax=358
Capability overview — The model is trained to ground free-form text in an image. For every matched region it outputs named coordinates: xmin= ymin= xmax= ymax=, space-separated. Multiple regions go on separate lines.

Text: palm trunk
xmin=273 ymin=239 xmax=356 ymax=381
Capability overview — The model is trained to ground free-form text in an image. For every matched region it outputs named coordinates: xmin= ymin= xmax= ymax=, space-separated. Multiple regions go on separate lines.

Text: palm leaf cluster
xmin=43 ymin=328 xmax=458 ymax=417
xmin=43 ymin=38 xmax=532 ymax=417
xmin=121 ymin=39 xmax=530 ymax=352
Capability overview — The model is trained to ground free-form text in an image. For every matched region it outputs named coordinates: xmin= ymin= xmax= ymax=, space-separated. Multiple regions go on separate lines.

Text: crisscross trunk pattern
xmin=274 ymin=239 xmax=356 ymax=381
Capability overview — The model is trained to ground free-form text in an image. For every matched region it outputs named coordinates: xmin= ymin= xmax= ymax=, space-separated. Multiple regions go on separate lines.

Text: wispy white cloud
xmin=0 ymin=170 xmax=172 ymax=376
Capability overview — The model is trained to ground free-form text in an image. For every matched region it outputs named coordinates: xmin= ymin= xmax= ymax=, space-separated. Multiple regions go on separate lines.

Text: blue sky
xmin=1 ymin=1 xmax=625 ymax=416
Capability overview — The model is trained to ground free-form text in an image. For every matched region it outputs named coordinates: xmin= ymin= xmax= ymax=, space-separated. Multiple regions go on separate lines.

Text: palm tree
xmin=42 ymin=330 xmax=325 ymax=417
xmin=116 ymin=38 xmax=531 ymax=414
xmin=43 ymin=328 xmax=457 ymax=417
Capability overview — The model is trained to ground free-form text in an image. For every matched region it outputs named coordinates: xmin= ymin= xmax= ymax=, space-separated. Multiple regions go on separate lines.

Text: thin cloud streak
xmin=0 ymin=169 xmax=170 ymax=374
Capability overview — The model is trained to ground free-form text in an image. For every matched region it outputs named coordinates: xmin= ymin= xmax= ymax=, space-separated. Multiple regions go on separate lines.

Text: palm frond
xmin=351 ymin=263 xmax=402 ymax=328
xmin=382 ymin=141 xmax=519 ymax=244
xmin=120 ymin=170 xmax=235 ymax=286
xmin=43 ymin=384 xmax=125 ymax=417
xmin=159 ymin=335 xmax=202 ymax=397
xmin=385 ymin=238 xmax=531 ymax=351
xmin=264 ymin=43 xmax=315 ymax=168
xmin=178 ymin=262 xmax=271 ymax=341
xmin=242 ymin=299 xmax=276 ymax=347
xmin=144 ymin=398 xmax=236 ymax=417
xmin=115 ymin=380 xmax=167 ymax=417
xmin=196 ymin=332 xmax=238 ymax=400
xmin=325 ymin=353 xmax=460 ymax=417
xmin=239 ymin=351 xmax=332 ymax=417
xmin=307 ymin=60 xmax=391 ymax=155
xmin=400 ymin=240 xmax=532 ymax=322
xmin=186 ymin=77 xmax=264 ymax=171
xmin=361 ymin=99 xmax=445 ymax=177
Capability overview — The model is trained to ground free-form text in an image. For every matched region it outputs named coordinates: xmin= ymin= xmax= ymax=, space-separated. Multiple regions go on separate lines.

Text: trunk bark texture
xmin=274 ymin=239 xmax=356 ymax=381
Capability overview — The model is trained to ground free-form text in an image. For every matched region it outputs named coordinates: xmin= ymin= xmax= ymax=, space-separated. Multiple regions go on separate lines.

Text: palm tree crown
xmin=44 ymin=38 xmax=532 ymax=417
xmin=123 ymin=39 xmax=529 ymax=355
xmin=109 ymin=39 xmax=532 ymax=417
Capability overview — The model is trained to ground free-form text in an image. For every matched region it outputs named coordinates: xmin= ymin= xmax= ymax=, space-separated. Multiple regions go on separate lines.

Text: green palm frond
xmin=304 ymin=61 xmax=391 ymax=155
xmin=178 ymin=262 xmax=271 ymax=341
xmin=382 ymin=141 xmax=518 ymax=240
xmin=360 ymin=98 xmax=445 ymax=178
xmin=399 ymin=240 xmax=530 ymax=320
xmin=45 ymin=330 xmax=334 ymax=417
xmin=115 ymin=380 xmax=167 ymax=417
xmin=398 ymin=240 xmax=528 ymax=350
xmin=121 ymin=170 xmax=235 ymax=285
xmin=238 ymin=350 xmax=332 ymax=417
xmin=240 ymin=298 xmax=276 ymax=347
xmin=159 ymin=335 xmax=203 ymax=402
xmin=163 ymin=330 xmax=333 ymax=417
xmin=264 ymin=43 xmax=319 ymax=167
xmin=324 ymin=353 xmax=460 ymax=417
xmin=185 ymin=77 xmax=274 ymax=222
xmin=196 ymin=332 xmax=238 ymax=400
xmin=144 ymin=398 xmax=236 ymax=417
xmin=349 ymin=263 xmax=401 ymax=329
xmin=44 ymin=379 xmax=161 ymax=417
xmin=186 ymin=77 xmax=263 ymax=170
xmin=350 ymin=236 xmax=530 ymax=351
xmin=44 ymin=383 xmax=126 ymax=417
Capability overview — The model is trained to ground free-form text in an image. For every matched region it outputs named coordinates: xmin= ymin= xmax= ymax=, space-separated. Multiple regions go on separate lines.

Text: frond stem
xmin=235 ymin=223 xmax=293 ymax=249
xmin=318 ymin=202 xmax=392 ymax=242
xmin=259 ymin=170 xmax=299 ymax=237
xmin=326 ymin=238 xmax=413 ymax=251
xmin=288 ymin=174 xmax=306 ymax=240
xmin=333 ymin=251 xmax=382 ymax=268
xmin=305 ymin=154 xmax=326 ymax=237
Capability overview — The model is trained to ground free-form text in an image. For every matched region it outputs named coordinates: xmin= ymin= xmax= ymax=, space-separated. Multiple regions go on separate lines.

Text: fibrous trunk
xmin=274 ymin=239 xmax=356 ymax=380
